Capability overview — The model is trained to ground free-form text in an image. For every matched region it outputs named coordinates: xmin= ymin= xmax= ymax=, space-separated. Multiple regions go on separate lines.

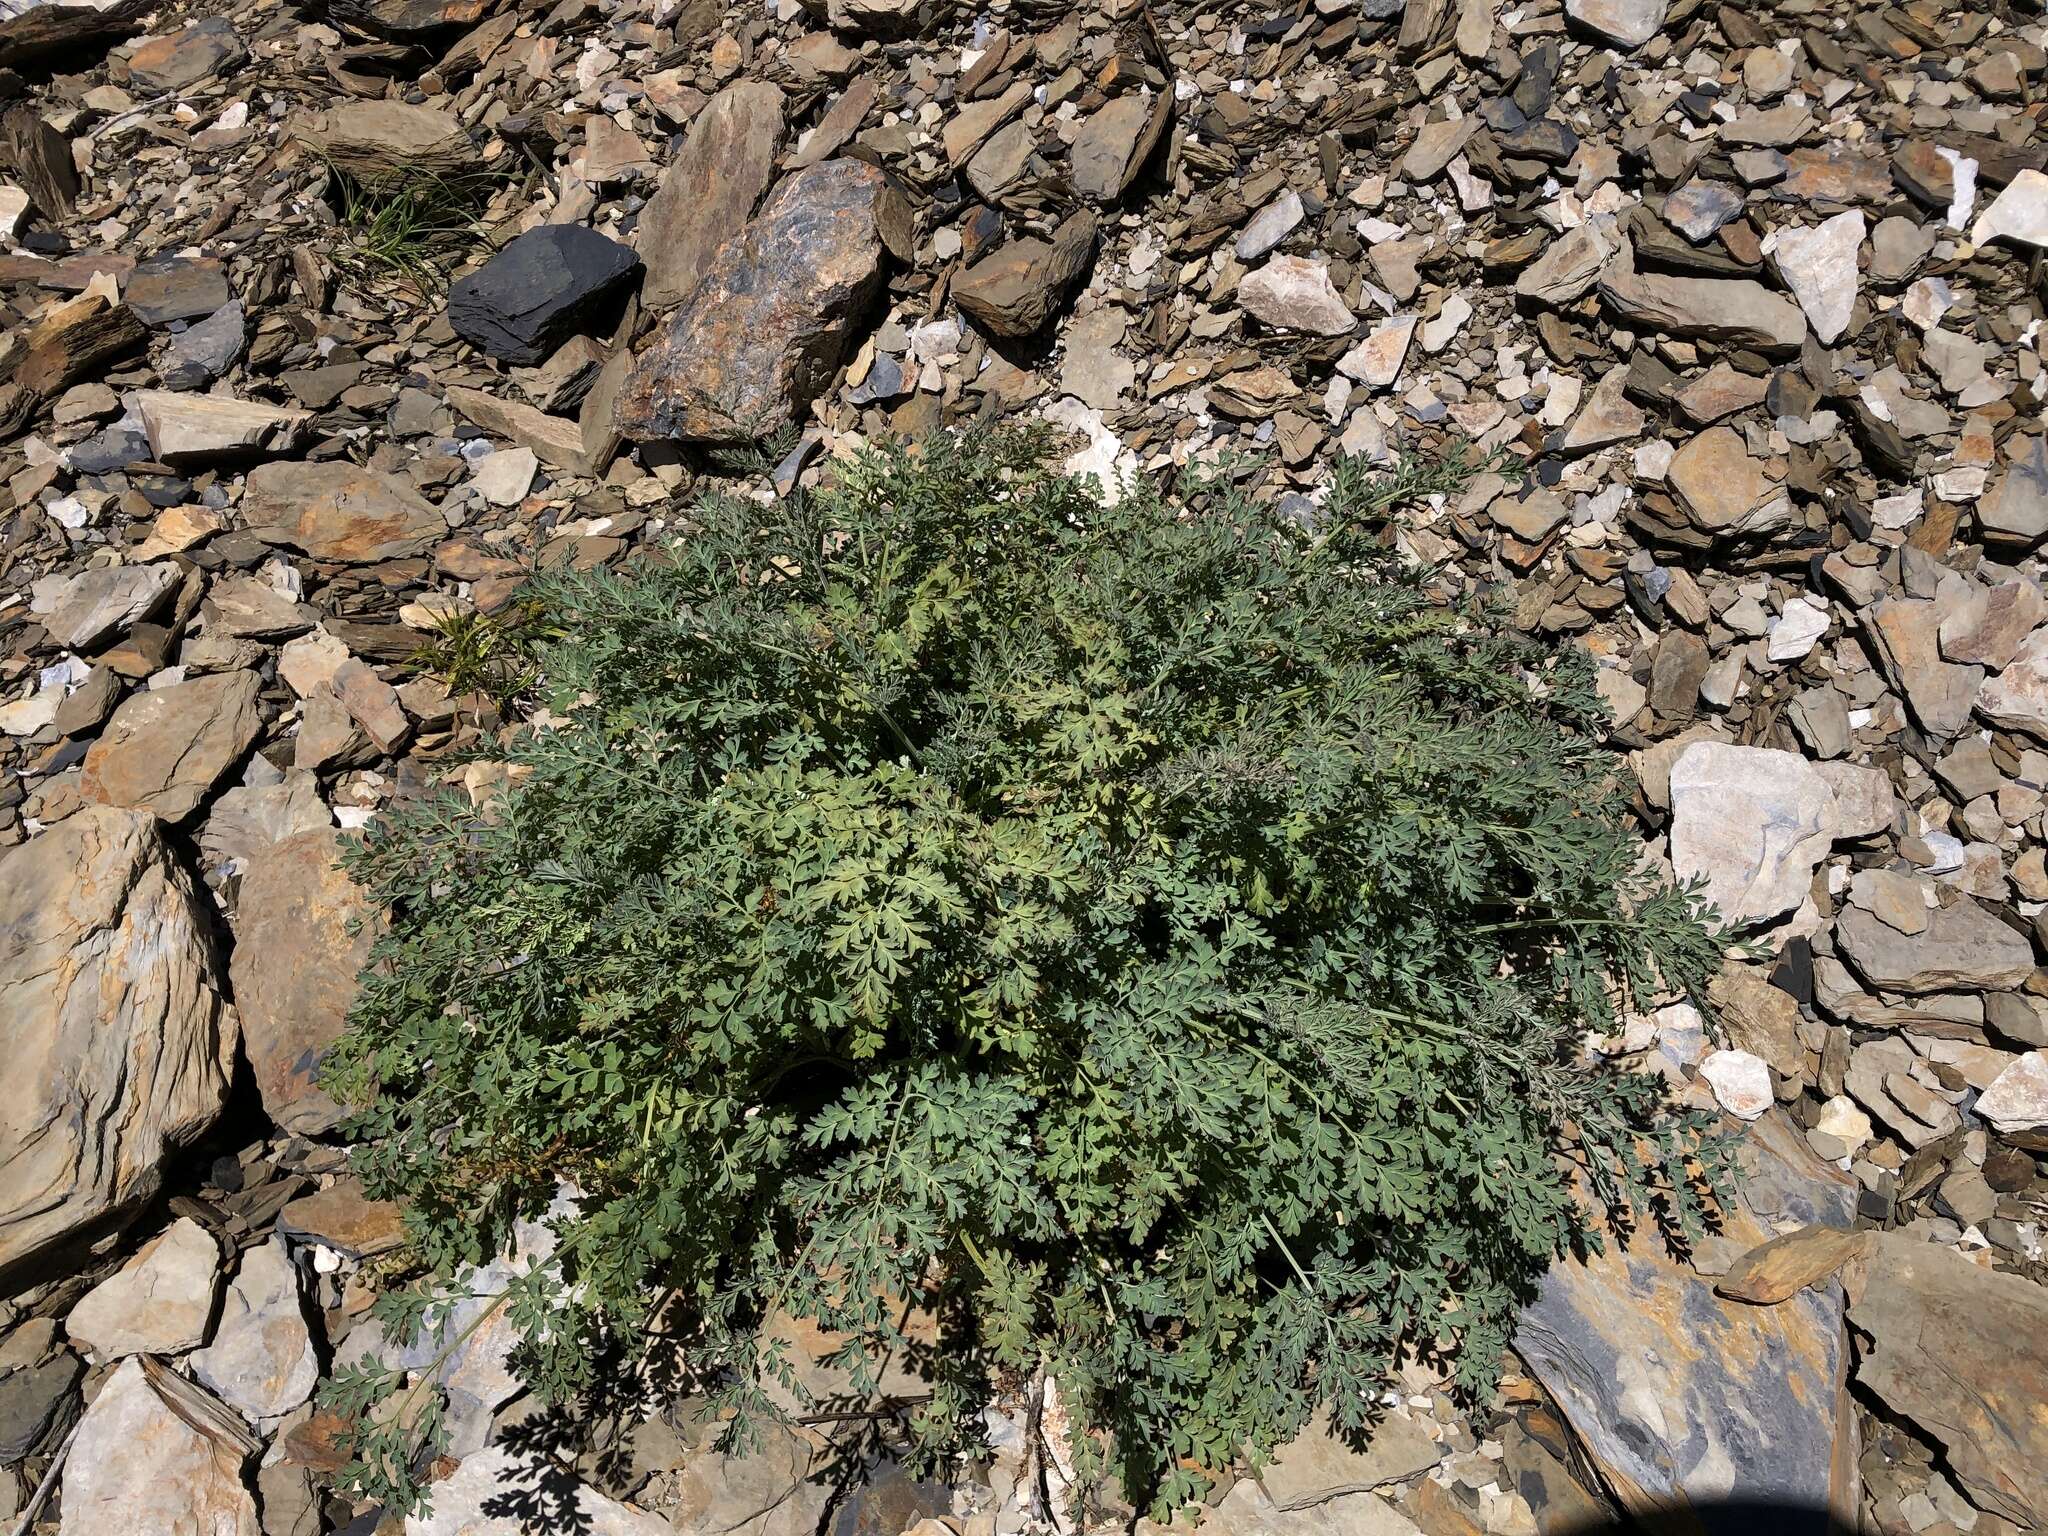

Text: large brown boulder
xmin=229 ymin=826 xmax=382 ymax=1135
xmin=79 ymin=669 xmax=262 ymax=824
xmin=0 ymin=808 xmax=235 ymax=1280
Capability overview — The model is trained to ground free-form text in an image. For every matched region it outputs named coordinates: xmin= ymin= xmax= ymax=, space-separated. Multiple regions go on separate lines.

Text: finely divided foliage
xmin=327 ymin=429 xmax=1731 ymax=1516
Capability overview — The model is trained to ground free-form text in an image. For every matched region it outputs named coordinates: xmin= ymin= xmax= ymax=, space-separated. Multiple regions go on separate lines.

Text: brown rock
xmin=636 ymin=81 xmax=784 ymax=310
xmin=288 ymin=100 xmax=473 ymax=187
xmin=1716 ymin=1225 xmax=1870 ymax=1305
xmin=954 ymin=208 xmax=1098 ymax=339
xmin=616 ymin=158 xmax=907 ymax=442
xmin=80 ymin=670 xmax=263 ymax=824
xmin=1070 ymin=91 xmax=1171 ymax=204
xmin=1849 ymin=1234 xmax=2048 ymax=1528
xmin=1665 ymin=426 xmax=1788 ymax=535
xmin=240 ymin=460 xmax=446 ymax=564
xmin=0 ymin=808 xmax=234 ymax=1279
xmin=229 ymin=827 xmax=383 ymax=1135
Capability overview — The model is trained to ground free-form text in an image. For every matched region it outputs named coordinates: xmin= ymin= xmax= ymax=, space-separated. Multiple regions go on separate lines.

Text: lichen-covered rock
xmin=616 ymin=158 xmax=908 ymax=442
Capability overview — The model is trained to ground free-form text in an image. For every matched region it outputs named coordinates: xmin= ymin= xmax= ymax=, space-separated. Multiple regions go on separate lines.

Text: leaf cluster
xmin=328 ymin=429 xmax=1732 ymax=1516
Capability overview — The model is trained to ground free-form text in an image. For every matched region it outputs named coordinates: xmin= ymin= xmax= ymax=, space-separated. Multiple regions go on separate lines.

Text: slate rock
xmin=617 ymin=158 xmax=908 ymax=441
xmin=288 ymin=99 xmax=473 ymax=187
xmin=1770 ymin=210 xmax=1863 ymax=345
xmin=1239 ymin=255 xmax=1356 ymax=336
xmin=1564 ymin=0 xmax=1664 ymax=49
xmin=1977 ymin=626 xmax=2048 ymax=740
xmin=60 ymin=1358 xmax=261 ymax=1536
xmin=161 ymin=298 xmax=245 ymax=389
xmin=1665 ymin=426 xmax=1790 ymax=537
xmin=240 ymin=460 xmax=446 ymax=563
xmin=122 ymin=16 xmax=242 ymax=94
xmin=64 ymin=1216 xmax=220 ymax=1359
xmin=954 ymin=208 xmax=1099 ymax=340
xmin=1668 ymin=742 xmax=1838 ymax=926
xmin=1849 ymin=1234 xmax=2048 ymax=1528
xmin=190 ymin=1237 xmax=319 ymax=1420
xmin=1599 ymin=267 xmax=1807 ymax=353
xmin=125 ymin=255 xmax=231 ymax=327
xmin=636 ymin=80 xmax=784 ymax=310
xmin=0 ymin=1349 xmax=81 ymax=1466
xmin=448 ymin=223 xmax=642 ymax=366
xmin=1515 ymin=1117 xmax=1856 ymax=1534
xmin=28 ymin=560 xmax=176 ymax=650
xmin=80 ymin=669 xmax=262 ymax=823
xmin=1070 ymin=90 xmax=1172 ymax=204
xmin=1259 ymin=1406 xmax=1440 ymax=1509
xmin=1835 ymin=900 xmax=2035 ymax=995
xmin=1973 ymin=1050 xmax=2048 ymax=1142
xmin=1978 ymin=436 xmax=2048 ymax=549
xmin=0 ymin=808 xmax=234 ymax=1279
xmin=229 ymin=826 xmax=383 ymax=1135
xmin=410 ymin=1446 xmax=678 ymax=1536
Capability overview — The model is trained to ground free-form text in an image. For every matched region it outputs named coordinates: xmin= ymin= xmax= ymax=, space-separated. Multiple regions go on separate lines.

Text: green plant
xmin=326 ymin=429 xmax=1732 ymax=1517
xmin=409 ymin=604 xmax=539 ymax=712
xmin=324 ymin=162 xmax=494 ymax=297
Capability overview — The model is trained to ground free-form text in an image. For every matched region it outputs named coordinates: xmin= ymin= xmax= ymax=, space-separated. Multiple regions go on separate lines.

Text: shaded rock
xmin=1239 ymin=255 xmax=1355 ymax=337
xmin=1849 ymin=1234 xmax=2048 ymax=1528
xmin=662 ymin=1425 xmax=835 ymax=1536
xmin=60 ymin=1358 xmax=260 ymax=1536
xmin=0 ymin=1347 xmax=81 ymax=1466
xmin=327 ymin=0 xmax=490 ymax=40
xmin=64 ymin=1216 xmax=220 ymax=1359
xmin=954 ymin=208 xmax=1099 ymax=341
xmin=0 ymin=0 xmax=148 ymax=69
xmin=240 ymin=460 xmax=445 ymax=564
xmin=161 ymin=299 xmax=245 ymax=390
xmin=448 ymin=224 xmax=641 ymax=366
xmin=1835 ymin=900 xmax=2034 ymax=995
xmin=0 ymin=808 xmax=233 ymax=1279
xmin=1071 ymin=91 xmax=1171 ymax=204
xmin=636 ymin=81 xmax=784 ymax=310
xmin=80 ymin=669 xmax=262 ymax=823
xmin=409 ymin=1446 xmax=672 ymax=1536
xmin=1668 ymin=742 xmax=1836 ymax=926
xmin=617 ymin=158 xmax=907 ymax=441
xmin=190 ymin=1237 xmax=318 ymax=1420
xmin=229 ymin=826 xmax=382 ymax=1136
xmin=197 ymin=770 xmax=328 ymax=876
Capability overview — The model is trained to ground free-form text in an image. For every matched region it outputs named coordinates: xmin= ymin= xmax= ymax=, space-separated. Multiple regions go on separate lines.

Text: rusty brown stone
xmin=615 ymin=158 xmax=909 ymax=443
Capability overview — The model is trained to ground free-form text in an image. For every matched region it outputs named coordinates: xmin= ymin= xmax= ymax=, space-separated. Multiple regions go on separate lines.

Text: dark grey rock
xmin=126 ymin=256 xmax=232 ymax=327
xmin=447 ymin=224 xmax=641 ymax=366
xmin=162 ymin=299 xmax=245 ymax=390
xmin=0 ymin=1350 xmax=83 ymax=1465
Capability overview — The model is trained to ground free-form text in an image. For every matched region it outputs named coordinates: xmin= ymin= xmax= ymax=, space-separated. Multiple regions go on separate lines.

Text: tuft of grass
xmin=324 ymin=162 xmax=496 ymax=299
xmin=409 ymin=605 xmax=538 ymax=710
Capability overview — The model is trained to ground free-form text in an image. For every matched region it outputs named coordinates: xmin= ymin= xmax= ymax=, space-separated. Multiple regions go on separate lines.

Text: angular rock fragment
xmin=448 ymin=224 xmax=641 ymax=366
xmin=1239 ymin=255 xmax=1355 ymax=337
xmin=289 ymin=100 xmax=473 ymax=186
xmin=1070 ymin=91 xmax=1171 ymax=204
xmin=240 ymin=460 xmax=445 ymax=564
xmin=1563 ymin=0 xmax=1664 ymax=49
xmin=189 ymin=1237 xmax=318 ymax=1420
xmin=635 ymin=81 xmax=784 ymax=310
xmin=61 ymin=1359 xmax=261 ymax=1536
xmin=80 ymin=669 xmax=262 ymax=822
xmin=1850 ymin=1234 xmax=2048 ymax=1528
xmin=133 ymin=389 xmax=309 ymax=464
xmin=617 ymin=159 xmax=907 ymax=441
xmin=1599 ymin=267 xmax=1806 ymax=353
xmin=953 ymin=208 xmax=1098 ymax=341
xmin=1768 ymin=210 xmax=1863 ymax=345
xmin=1835 ymin=900 xmax=2034 ymax=995
xmin=1668 ymin=742 xmax=1837 ymax=926
xmin=0 ymin=808 xmax=234 ymax=1277
xmin=65 ymin=1216 xmax=220 ymax=1359
xmin=229 ymin=826 xmax=383 ymax=1135
xmin=1665 ymin=426 xmax=1790 ymax=537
